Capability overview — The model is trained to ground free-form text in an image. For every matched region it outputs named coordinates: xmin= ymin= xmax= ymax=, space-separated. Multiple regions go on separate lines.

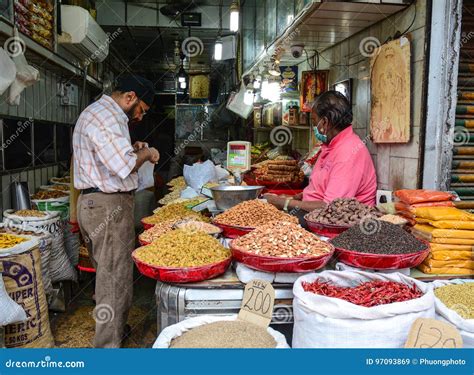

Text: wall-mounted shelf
xmin=0 ymin=18 xmax=102 ymax=90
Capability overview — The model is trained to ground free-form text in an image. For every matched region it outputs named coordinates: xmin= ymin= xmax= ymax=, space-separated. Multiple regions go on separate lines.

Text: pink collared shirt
xmin=303 ymin=126 xmax=377 ymax=206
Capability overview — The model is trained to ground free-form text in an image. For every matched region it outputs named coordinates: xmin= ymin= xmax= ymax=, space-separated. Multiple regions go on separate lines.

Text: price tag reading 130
xmin=238 ymin=279 xmax=275 ymax=328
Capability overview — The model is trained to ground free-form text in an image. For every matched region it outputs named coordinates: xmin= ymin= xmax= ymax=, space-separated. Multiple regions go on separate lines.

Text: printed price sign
xmin=405 ymin=318 xmax=463 ymax=348
xmin=238 ymin=279 xmax=275 ymax=328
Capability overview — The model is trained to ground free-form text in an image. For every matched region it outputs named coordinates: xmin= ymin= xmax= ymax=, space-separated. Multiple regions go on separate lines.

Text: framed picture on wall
xmin=332 ymin=79 xmax=352 ymax=105
xmin=300 ymin=70 xmax=329 ymax=112
xmin=189 ymin=74 xmax=210 ymax=100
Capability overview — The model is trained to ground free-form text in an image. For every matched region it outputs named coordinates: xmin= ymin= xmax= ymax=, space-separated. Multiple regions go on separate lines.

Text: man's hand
xmin=147 ymin=147 xmax=160 ymax=164
xmin=133 ymin=141 xmax=148 ymax=151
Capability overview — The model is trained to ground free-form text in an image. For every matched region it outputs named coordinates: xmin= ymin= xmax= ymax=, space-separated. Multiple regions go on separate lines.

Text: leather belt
xmin=81 ymin=188 xmax=134 ymax=195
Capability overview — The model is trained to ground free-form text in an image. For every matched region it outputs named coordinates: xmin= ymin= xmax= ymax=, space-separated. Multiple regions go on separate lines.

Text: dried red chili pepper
xmin=302 ymin=280 xmax=423 ymax=307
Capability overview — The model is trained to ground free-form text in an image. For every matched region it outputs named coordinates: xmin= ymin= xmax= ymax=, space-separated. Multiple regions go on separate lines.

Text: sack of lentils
xmin=0 ymin=222 xmax=54 ymax=305
xmin=432 ymin=279 xmax=474 ymax=348
xmin=292 ymin=270 xmax=435 ymax=348
xmin=4 ymin=210 xmax=77 ymax=283
xmin=0 ymin=234 xmax=54 ymax=348
xmin=153 ymin=315 xmax=289 ymax=348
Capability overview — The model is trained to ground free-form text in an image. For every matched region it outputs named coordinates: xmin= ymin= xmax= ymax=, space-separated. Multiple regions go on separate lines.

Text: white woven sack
xmin=0 ymin=275 xmax=26 ymax=326
xmin=153 ymin=315 xmax=290 ymax=348
xmin=432 ymin=279 xmax=474 ymax=348
xmin=293 ymin=270 xmax=435 ymax=348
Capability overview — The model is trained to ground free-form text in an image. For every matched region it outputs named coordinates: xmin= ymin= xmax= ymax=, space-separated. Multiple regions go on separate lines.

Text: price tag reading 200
xmin=238 ymin=279 xmax=275 ymax=328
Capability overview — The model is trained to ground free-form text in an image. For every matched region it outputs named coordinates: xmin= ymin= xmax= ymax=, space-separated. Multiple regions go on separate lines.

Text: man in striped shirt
xmin=73 ymin=75 xmax=159 ymax=348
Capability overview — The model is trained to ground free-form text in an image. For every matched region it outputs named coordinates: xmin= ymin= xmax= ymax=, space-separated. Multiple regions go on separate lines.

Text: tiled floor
xmin=50 ymin=271 xmax=158 ymax=348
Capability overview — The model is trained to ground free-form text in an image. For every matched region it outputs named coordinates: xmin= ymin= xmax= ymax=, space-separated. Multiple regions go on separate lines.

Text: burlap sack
xmin=1 ymin=237 xmax=54 ymax=348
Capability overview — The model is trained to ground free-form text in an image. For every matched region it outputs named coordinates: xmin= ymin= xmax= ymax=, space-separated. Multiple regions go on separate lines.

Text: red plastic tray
xmin=132 ymin=250 xmax=232 ymax=283
xmin=333 ymin=242 xmax=431 ymax=270
xmin=244 ymin=175 xmax=304 ymax=189
xmin=230 ymin=241 xmax=335 ymax=273
xmin=264 ymin=188 xmax=304 ymax=196
xmin=212 ymin=222 xmax=255 ymax=239
xmin=305 ymin=215 xmax=352 ymax=239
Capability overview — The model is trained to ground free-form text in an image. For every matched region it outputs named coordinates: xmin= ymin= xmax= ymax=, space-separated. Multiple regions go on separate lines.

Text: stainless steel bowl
xmin=210 ymin=185 xmax=264 ymax=210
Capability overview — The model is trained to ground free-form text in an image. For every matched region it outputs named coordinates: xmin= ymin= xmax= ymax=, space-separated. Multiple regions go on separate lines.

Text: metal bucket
xmin=210 ymin=185 xmax=264 ymax=210
xmin=10 ymin=181 xmax=31 ymax=210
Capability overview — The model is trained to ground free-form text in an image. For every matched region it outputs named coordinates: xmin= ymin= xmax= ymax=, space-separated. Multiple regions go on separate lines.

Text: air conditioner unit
xmin=59 ymin=5 xmax=109 ymax=63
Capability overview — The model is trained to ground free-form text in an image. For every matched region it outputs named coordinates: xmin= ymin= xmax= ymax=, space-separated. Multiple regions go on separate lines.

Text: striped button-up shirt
xmin=73 ymin=95 xmax=138 ymax=193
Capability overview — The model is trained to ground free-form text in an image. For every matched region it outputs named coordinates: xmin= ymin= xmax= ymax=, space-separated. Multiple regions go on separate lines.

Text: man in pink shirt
xmin=264 ymin=91 xmax=377 ymax=213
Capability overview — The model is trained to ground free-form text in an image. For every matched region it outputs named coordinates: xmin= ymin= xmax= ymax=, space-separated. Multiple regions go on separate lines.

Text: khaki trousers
xmin=77 ymin=192 xmax=135 ymax=348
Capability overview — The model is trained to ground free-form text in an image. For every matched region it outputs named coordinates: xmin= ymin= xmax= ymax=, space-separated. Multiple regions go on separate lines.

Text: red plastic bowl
xmin=138 ymin=237 xmax=151 ymax=246
xmin=141 ymin=218 xmax=155 ymax=230
xmin=230 ymin=241 xmax=335 ymax=273
xmin=333 ymin=242 xmax=431 ymax=270
xmin=132 ymin=250 xmax=232 ymax=283
xmin=212 ymin=222 xmax=255 ymax=239
xmin=305 ymin=216 xmax=351 ymax=239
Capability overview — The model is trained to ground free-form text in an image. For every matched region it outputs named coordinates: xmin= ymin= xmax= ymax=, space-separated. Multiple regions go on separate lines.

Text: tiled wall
xmin=299 ymin=0 xmax=427 ymax=190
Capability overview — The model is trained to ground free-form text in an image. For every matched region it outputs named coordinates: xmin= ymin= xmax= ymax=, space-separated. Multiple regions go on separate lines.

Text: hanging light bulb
xmin=180 ymin=81 xmax=187 ymax=89
xmin=214 ymin=37 xmax=223 ymax=61
xmin=230 ymin=0 xmax=239 ymax=32
xmin=244 ymin=81 xmax=254 ymax=105
xmin=266 ymin=76 xmax=281 ymax=102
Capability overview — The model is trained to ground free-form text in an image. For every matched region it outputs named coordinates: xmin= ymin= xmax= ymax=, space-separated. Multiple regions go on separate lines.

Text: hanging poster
xmin=280 ymin=65 xmax=298 ymax=92
xmin=370 ymin=37 xmax=411 ymax=143
xmin=300 ymin=70 xmax=329 ymax=112
xmin=189 ymin=74 xmax=210 ymax=100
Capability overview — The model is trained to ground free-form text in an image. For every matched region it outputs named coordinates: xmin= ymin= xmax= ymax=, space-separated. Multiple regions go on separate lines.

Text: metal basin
xmin=210 ymin=185 xmax=264 ymax=210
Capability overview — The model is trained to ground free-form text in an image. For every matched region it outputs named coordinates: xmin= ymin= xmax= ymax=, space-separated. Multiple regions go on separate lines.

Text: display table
xmin=155 ymin=269 xmax=295 ymax=341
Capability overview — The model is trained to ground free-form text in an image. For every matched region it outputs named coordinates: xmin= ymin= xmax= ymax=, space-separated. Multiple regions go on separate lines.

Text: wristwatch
xmin=283 ymin=198 xmax=292 ymax=212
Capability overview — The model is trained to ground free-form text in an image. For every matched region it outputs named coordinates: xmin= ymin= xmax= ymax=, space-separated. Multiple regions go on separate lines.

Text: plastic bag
xmin=0 ymin=275 xmax=26 ymax=326
xmin=424 ymin=255 xmax=474 ymax=269
xmin=427 ymin=220 xmax=474 ymax=230
xmin=414 ymin=224 xmax=474 ymax=239
xmin=226 ymin=82 xmax=253 ymax=119
xmin=137 ymin=161 xmax=155 ymax=191
xmin=432 ymin=279 xmax=474 ymax=348
xmin=0 ymin=47 xmax=16 ymax=95
xmin=8 ymin=30 xmax=40 ymax=105
xmin=431 ymin=250 xmax=473 ymax=261
xmin=432 ymin=237 xmax=474 ymax=245
xmin=153 ymin=315 xmax=290 ymax=348
xmin=183 ymin=160 xmax=217 ymax=191
xmin=418 ymin=262 xmax=473 ymax=275
xmin=394 ymin=189 xmax=454 ymax=205
xmin=430 ymin=243 xmax=473 ymax=252
xmin=292 ymin=270 xmax=435 ymax=348
xmin=180 ymin=187 xmax=200 ymax=199
xmin=413 ymin=207 xmax=474 ymax=221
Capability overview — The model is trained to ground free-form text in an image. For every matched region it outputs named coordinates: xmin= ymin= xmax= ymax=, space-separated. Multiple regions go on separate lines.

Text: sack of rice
xmin=4 ymin=210 xmax=77 ymax=283
xmin=0 ymin=274 xmax=26 ymax=326
xmin=0 ymin=234 xmax=54 ymax=348
xmin=0 ymin=222 xmax=54 ymax=305
xmin=153 ymin=315 xmax=289 ymax=348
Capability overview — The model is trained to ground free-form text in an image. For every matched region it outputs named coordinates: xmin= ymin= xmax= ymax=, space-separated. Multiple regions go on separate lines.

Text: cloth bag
xmin=432 ymin=279 xmax=474 ymax=348
xmin=292 ymin=270 xmax=435 ymax=348
xmin=153 ymin=315 xmax=289 ymax=348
